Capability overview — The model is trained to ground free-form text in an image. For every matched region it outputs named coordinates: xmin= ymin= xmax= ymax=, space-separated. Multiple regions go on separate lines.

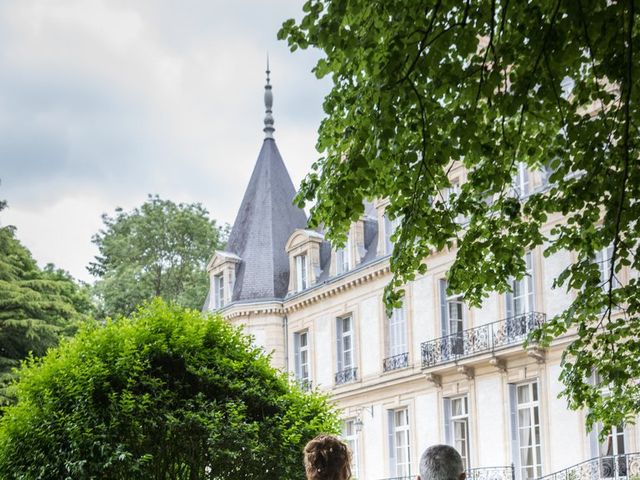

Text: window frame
xmin=295 ymin=254 xmax=308 ymax=291
xmin=214 ymin=273 xmax=225 ymax=309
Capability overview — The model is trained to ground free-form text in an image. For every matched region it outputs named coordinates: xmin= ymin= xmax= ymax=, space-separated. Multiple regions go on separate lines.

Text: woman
xmin=304 ymin=434 xmax=352 ymax=480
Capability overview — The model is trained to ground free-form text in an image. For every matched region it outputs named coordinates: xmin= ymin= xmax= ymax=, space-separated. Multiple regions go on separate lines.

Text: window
xmin=506 ymin=252 xmax=535 ymax=318
xmin=335 ymin=316 xmax=356 ymax=384
xmin=443 ymin=179 xmax=461 ymax=207
xmin=384 ymin=302 xmax=408 ymax=371
xmin=343 ymin=418 xmax=360 ymax=478
xmin=384 ymin=214 xmax=401 ymax=254
xmin=336 ymin=235 xmax=352 ymax=274
xmin=597 ymin=424 xmax=627 ymax=477
xmin=595 ymin=244 xmax=619 ymax=290
xmin=445 ymin=396 xmax=470 ymax=471
xmin=440 ymin=279 xmax=465 ymax=356
xmin=295 ymin=254 xmax=308 ymax=291
xmin=294 ymin=331 xmax=310 ymax=388
xmin=514 ymin=162 xmax=530 ymax=197
xmin=388 ymin=408 xmax=411 ymax=477
xmin=511 ymin=382 xmax=542 ymax=480
xmin=388 ymin=303 xmax=407 ymax=357
xmin=214 ymin=273 xmax=224 ymax=309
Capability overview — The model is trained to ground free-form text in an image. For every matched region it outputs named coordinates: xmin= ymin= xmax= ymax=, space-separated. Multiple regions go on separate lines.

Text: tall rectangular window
xmin=387 ymin=303 xmax=407 ymax=357
xmin=514 ymin=162 xmax=530 ymax=197
xmin=294 ymin=330 xmax=310 ymax=388
xmin=335 ymin=316 xmax=356 ymax=384
xmin=295 ymin=254 xmax=308 ymax=291
xmin=507 ymin=252 xmax=535 ymax=318
xmin=450 ymin=396 xmax=470 ymax=470
xmin=440 ymin=279 xmax=465 ymax=356
xmin=214 ymin=273 xmax=224 ymax=309
xmin=514 ymin=382 xmax=542 ymax=480
xmin=336 ymin=235 xmax=352 ymax=274
xmin=388 ymin=408 xmax=411 ymax=477
xmin=384 ymin=302 xmax=408 ymax=371
xmin=595 ymin=244 xmax=619 ymax=290
xmin=342 ymin=418 xmax=360 ymax=478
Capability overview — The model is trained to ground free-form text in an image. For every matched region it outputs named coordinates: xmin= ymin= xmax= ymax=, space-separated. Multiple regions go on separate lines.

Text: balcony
xmin=468 ymin=466 xmax=515 ymax=480
xmin=421 ymin=312 xmax=546 ymax=368
xmin=383 ymin=352 xmax=409 ymax=372
xmin=537 ymin=453 xmax=640 ymax=480
xmin=295 ymin=378 xmax=313 ymax=391
xmin=335 ymin=367 xmax=358 ymax=385
xmin=379 ymin=466 xmax=514 ymax=480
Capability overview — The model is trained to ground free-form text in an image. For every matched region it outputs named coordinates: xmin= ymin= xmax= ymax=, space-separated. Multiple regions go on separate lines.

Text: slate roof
xmin=225 ymin=138 xmax=308 ymax=302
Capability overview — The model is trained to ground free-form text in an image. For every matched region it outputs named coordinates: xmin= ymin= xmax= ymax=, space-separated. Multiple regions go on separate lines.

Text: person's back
xmin=303 ymin=434 xmax=351 ymax=480
xmin=417 ymin=445 xmax=466 ymax=480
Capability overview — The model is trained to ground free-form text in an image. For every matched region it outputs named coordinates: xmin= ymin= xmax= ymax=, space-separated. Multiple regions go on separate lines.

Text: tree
xmin=280 ymin=0 xmax=639 ymax=435
xmin=0 ymin=299 xmax=339 ymax=479
xmin=90 ymin=195 xmax=228 ymax=319
xmin=0 ymin=201 xmax=93 ymax=404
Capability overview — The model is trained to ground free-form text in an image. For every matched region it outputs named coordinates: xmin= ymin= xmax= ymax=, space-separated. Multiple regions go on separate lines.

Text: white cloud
xmin=0 ymin=0 xmax=329 ymax=282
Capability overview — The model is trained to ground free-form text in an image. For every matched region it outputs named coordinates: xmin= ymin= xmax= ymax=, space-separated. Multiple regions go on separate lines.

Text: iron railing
xmin=537 ymin=453 xmax=640 ymax=480
xmin=335 ymin=367 xmax=358 ymax=385
xmin=383 ymin=352 xmax=409 ymax=372
xmin=468 ymin=466 xmax=515 ymax=480
xmin=421 ymin=312 xmax=546 ymax=368
xmin=379 ymin=466 xmax=514 ymax=480
xmin=295 ymin=378 xmax=313 ymax=391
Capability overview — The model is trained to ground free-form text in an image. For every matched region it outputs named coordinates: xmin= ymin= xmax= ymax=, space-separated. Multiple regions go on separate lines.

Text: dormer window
xmin=384 ymin=215 xmax=400 ymax=255
xmin=207 ymin=250 xmax=240 ymax=311
xmin=295 ymin=254 xmax=308 ymax=291
xmin=336 ymin=234 xmax=352 ymax=274
xmin=214 ymin=273 xmax=225 ymax=309
xmin=285 ymin=229 xmax=324 ymax=295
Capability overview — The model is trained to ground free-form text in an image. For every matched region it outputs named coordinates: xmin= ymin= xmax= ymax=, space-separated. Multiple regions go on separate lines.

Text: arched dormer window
xmin=285 ymin=229 xmax=324 ymax=294
xmin=206 ymin=251 xmax=241 ymax=310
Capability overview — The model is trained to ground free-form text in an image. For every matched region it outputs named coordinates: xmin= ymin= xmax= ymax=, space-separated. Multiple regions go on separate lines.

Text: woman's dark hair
xmin=304 ymin=434 xmax=352 ymax=480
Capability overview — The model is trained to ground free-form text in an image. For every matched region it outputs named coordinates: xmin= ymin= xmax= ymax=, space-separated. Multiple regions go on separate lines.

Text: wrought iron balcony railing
xmin=468 ymin=466 xmax=515 ymax=480
xmin=295 ymin=378 xmax=313 ymax=391
xmin=335 ymin=367 xmax=358 ymax=385
xmin=421 ymin=312 xmax=546 ymax=368
xmin=537 ymin=453 xmax=639 ymax=480
xmin=379 ymin=466 xmax=514 ymax=480
xmin=383 ymin=352 xmax=409 ymax=372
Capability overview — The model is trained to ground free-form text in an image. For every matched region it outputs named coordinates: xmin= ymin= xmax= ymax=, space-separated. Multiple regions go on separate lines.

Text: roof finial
xmin=263 ymin=53 xmax=275 ymax=139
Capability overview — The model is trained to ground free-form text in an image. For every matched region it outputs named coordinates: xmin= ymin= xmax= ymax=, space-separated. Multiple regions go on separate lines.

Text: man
xmin=417 ymin=445 xmax=466 ymax=480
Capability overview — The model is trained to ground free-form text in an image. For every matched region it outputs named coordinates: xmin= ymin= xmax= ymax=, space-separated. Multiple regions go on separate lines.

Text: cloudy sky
xmin=0 ymin=0 xmax=329 ymax=282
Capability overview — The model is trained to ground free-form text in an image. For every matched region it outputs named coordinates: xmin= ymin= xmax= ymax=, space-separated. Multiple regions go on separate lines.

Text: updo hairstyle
xmin=303 ymin=434 xmax=352 ymax=480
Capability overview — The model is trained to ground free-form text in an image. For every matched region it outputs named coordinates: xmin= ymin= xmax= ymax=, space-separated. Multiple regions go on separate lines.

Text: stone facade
xmin=205 ymin=84 xmax=638 ymax=480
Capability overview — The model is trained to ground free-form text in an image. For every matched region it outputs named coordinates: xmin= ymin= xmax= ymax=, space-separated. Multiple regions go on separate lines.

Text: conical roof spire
xmin=263 ymin=55 xmax=275 ymax=139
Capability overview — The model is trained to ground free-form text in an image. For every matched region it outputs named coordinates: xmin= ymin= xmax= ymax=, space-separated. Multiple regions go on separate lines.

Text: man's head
xmin=417 ymin=445 xmax=465 ymax=480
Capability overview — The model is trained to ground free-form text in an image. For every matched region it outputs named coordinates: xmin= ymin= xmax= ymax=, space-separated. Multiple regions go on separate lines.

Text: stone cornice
xmin=219 ymin=300 xmax=285 ymax=319
xmin=284 ymin=257 xmax=391 ymax=312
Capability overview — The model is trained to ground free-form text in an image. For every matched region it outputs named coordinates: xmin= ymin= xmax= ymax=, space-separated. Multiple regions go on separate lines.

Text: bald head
xmin=417 ymin=445 xmax=465 ymax=480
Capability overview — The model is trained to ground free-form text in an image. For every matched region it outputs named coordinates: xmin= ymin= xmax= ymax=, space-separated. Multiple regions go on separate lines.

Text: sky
xmin=0 ymin=0 xmax=330 ymax=283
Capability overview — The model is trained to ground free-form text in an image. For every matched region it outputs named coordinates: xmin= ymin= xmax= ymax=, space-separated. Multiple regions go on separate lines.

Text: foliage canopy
xmin=90 ymin=195 xmax=227 ymax=319
xmin=280 ymin=0 xmax=640 ymax=434
xmin=0 ymin=201 xmax=93 ymax=403
xmin=0 ymin=299 xmax=339 ymax=479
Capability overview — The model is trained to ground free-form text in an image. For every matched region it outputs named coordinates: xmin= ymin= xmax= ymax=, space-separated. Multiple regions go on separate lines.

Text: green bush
xmin=0 ymin=299 xmax=339 ymax=479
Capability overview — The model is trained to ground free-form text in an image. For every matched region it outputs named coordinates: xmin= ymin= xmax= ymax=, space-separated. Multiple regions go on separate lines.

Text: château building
xmin=204 ymin=69 xmax=638 ymax=480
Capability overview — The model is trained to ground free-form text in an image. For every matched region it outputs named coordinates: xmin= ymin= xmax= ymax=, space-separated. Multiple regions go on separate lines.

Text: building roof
xmin=226 ymin=137 xmax=308 ymax=301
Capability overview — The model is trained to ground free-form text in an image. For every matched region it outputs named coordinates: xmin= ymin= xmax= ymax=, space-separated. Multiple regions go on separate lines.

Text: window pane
xmin=517 ymin=385 xmax=530 ymax=404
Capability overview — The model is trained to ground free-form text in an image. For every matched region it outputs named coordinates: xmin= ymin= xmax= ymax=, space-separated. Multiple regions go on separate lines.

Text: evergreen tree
xmin=0 ymin=201 xmax=93 ymax=403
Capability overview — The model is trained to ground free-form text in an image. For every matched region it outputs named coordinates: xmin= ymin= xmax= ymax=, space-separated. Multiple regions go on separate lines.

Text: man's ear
xmin=460 ymin=472 xmax=466 ymax=480
xmin=416 ymin=476 xmax=421 ymax=480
